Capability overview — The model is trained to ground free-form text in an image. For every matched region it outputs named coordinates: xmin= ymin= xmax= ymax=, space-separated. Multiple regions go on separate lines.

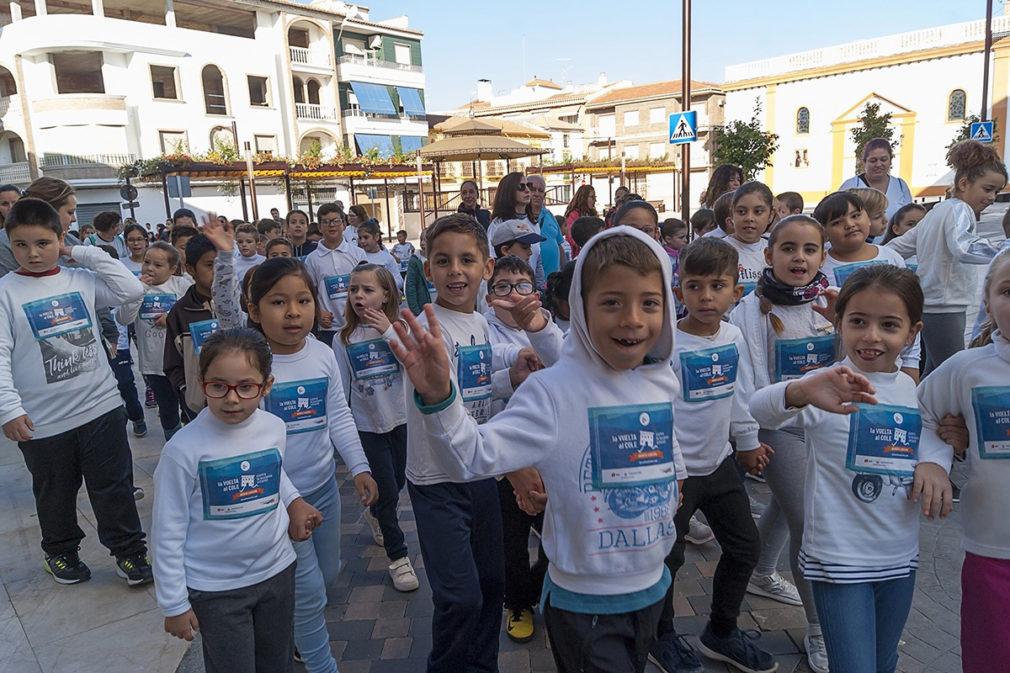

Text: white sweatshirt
xmin=484 ymin=308 xmax=565 ymax=416
xmin=234 ymin=252 xmax=265 ymax=283
xmin=0 ymin=246 xmax=144 ymax=438
xmin=918 ymin=333 xmax=1010 ymax=559
xmin=405 ymin=304 xmax=520 ymax=485
xmin=116 ymin=275 xmax=193 ymax=375
xmin=750 ymin=359 xmax=951 ymax=568
xmin=262 ymin=338 xmax=370 ymax=494
xmin=363 ymin=248 xmax=403 ymax=290
xmin=886 ymin=198 xmax=1003 ymax=312
xmin=724 ymin=236 xmax=768 ymax=297
xmin=152 ymin=408 xmax=299 ymax=617
xmin=413 ymin=227 xmax=687 ymax=597
xmin=334 ymin=325 xmax=406 ymax=434
xmin=673 ymin=323 xmax=760 ymax=476
xmin=304 ymin=238 xmax=367 ymax=333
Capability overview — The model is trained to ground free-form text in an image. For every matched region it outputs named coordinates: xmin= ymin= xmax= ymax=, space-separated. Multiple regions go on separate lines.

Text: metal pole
xmin=982 ymin=0 xmax=994 ymax=122
xmin=126 ymin=176 xmax=136 ymax=221
xmin=383 ymin=177 xmax=392 ymax=240
xmin=306 ymin=181 xmax=314 ymax=218
xmin=161 ymin=167 xmax=170 ymax=219
xmin=283 ymin=171 xmax=293 ymax=211
xmin=680 ymin=0 xmax=692 ymax=224
xmin=238 ymin=177 xmax=249 ymax=222
xmin=244 ymin=141 xmax=259 ymax=221
xmin=416 ymin=156 xmax=426 ymax=230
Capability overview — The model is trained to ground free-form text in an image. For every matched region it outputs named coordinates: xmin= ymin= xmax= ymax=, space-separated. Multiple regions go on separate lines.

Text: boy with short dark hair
xmin=391 ymin=229 xmax=414 ymax=266
xmin=84 ymin=210 xmax=128 ymax=258
xmin=257 ymin=218 xmax=282 ymax=241
xmin=650 ymin=236 xmax=775 ymax=673
xmin=170 ymin=225 xmax=199 ymax=268
xmin=265 ymin=237 xmax=293 ymax=258
xmin=708 ymin=191 xmax=735 ymax=239
xmin=570 ymin=215 xmax=604 ymax=252
xmin=774 ymin=191 xmax=804 ymax=221
xmin=304 ymin=202 xmax=366 ymax=346
xmin=0 ymin=198 xmax=152 ymax=585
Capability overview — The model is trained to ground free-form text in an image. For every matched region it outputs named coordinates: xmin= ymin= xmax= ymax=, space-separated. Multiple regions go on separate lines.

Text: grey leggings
xmin=921 ymin=311 xmax=966 ymax=377
xmin=756 ymin=426 xmax=818 ymax=625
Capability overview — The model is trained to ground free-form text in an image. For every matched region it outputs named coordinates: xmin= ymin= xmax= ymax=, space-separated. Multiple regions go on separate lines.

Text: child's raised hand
xmin=164 ymin=610 xmax=200 ymax=641
xmin=361 ymin=307 xmax=391 ymax=334
xmin=910 ymin=462 xmax=954 ymax=520
xmin=353 ymin=472 xmax=379 ymax=507
xmin=491 ymin=294 xmax=548 ymax=332
xmin=3 ymin=414 xmax=34 ymax=442
xmin=200 ymin=213 xmax=234 ymax=252
xmin=938 ymin=413 xmax=969 ymax=458
xmin=811 ymin=287 xmax=838 ymax=323
xmin=286 ymin=497 xmax=323 ymax=541
xmin=784 ymin=366 xmax=877 ymax=413
xmin=389 ymin=305 xmax=452 ymax=406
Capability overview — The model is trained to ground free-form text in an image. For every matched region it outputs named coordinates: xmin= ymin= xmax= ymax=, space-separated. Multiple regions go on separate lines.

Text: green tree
xmin=947 ymin=114 xmax=999 ymax=151
xmin=712 ymin=102 xmax=779 ymax=180
xmin=850 ymin=102 xmax=896 ymax=172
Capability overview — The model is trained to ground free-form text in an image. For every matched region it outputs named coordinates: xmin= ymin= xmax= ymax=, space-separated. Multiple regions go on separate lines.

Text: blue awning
xmin=399 ymin=136 xmax=424 ymax=153
xmin=355 ymin=134 xmax=395 ymax=157
xmin=395 ymin=87 xmax=425 ymax=116
xmin=349 ymin=81 xmax=396 ymax=115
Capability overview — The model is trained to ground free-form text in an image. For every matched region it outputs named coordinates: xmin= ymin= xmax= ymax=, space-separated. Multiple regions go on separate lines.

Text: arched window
xmin=948 ymin=89 xmax=966 ymax=122
xmin=210 ymin=126 xmax=234 ymax=151
xmin=292 ymin=76 xmax=304 ymax=104
xmin=202 ymin=65 xmax=227 ymax=115
xmin=796 ymin=107 xmax=810 ymax=134
xmin=306 ymin=79 xmax=321 ymax=105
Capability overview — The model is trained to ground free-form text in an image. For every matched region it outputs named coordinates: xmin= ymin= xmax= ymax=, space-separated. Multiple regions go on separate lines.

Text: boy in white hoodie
xmin=391 ymin=226 xmax=688 ymax=673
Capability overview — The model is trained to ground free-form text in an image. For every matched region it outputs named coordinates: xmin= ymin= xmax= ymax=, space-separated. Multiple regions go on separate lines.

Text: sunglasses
xmin=516 ymin=183 xmax=529 ymax=191
xmin=525 ymin=183 xmax=545 ymax=193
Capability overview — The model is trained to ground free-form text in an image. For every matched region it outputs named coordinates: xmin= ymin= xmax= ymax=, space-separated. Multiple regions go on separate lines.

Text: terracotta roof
xmin=587 ymin=79 xmax=722 ymax=106
xmin=524 ymin=78 xmax=562 ymax=90
xmin=469 ymin=91 xmax=590 ymax=115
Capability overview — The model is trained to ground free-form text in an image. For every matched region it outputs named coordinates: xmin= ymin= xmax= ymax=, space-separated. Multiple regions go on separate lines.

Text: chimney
xmin=476 ymin=79 xmax=492 ymax=102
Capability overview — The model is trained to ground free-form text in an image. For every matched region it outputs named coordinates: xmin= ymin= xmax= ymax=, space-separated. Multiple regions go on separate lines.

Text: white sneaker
xmin=362 ymin=508 xmax=384 ymax=547
xmin=389 ymin=556 xmax=419 ymax=592
xmin=685 ymin=515 xmax=715 ymax=545
xmin=747 ymin=571 xmax=803 ymax=606
xmin=805 ymin=626 xmax=829 ymax=673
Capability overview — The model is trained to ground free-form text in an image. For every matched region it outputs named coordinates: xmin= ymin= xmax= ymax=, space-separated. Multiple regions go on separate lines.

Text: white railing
xmin=725 ymin=15 xmax=1010 ymax=82
xmin=296 ymin=103 xmax=336 ymax=121
xmin=0 ymin=162 xmax=29 ymax=183
xmin=289 ymin=46 xmax=331 ymax=68
xmin=0 ymin=96 xmax=21 ymax=117
xmin=40 ymin=153 xmax=136 ymax=168
xmin=337 ymin=53 xmax=422 ymax=73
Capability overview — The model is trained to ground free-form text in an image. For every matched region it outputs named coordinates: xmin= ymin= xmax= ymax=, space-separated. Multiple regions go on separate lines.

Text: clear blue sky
xmin=349 ymin=1 xmax=997 ymax=111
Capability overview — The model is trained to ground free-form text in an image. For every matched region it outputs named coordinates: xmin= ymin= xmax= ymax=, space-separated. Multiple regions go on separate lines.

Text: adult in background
xmin=603 ymin=184 xmax=629 ymax=226
xmin=839 ymin=138 xmax=912 ymax=220
xmin=489 ymin=172 xmax=542 ymax=282
xmin=563 ymin=184 xmax=597 ymax=258
xmin=0 ymin=177 xmax=81 ymax=277
xmin=457 ymin=180 xmax=491 ymax=230
xmin=0 ymin=183 xmax=21 ymax=226
xmin=699 ymin=164 xmax=743 ymax=209
xmin=347 ymin=204 xmax=368 ymax=245
xmin=526 ymin=175 xmax=566 ymax=280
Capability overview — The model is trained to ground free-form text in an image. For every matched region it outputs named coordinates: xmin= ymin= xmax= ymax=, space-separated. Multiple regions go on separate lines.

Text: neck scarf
xmin=757 ymin=267 xmax=828 ymax=306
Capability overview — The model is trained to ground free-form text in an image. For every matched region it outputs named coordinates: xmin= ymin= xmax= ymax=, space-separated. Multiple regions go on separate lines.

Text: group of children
xmin=0 ymin=138 xmax=1006 ymax=673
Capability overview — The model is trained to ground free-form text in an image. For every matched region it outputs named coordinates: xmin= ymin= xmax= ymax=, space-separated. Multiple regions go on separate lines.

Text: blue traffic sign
xmin=669 ymin=111 xmax=698 ymax=145
xmin=970 ymin=120 xmax=994 ymax=143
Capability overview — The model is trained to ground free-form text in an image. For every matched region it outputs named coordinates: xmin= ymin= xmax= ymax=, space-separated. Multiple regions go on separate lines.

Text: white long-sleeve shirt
xmin=363 ymin=248 xmax=403 ymax=290
xmin=918 ymin=333 xmax=1010 ymax=559
xmin=886 ymin=198 xmax=1003 ymax=312
xmin=262 ymin=337 xmax=370 ymax=494
xmin=0 ymin=246 xmax=144 ymax=437
xmin=304 ymin=238 xmax=367 ymax=333
xmin=116 ymin=275 xmax=193 ymax=375
xmin=750 ymin=360 xmax=951 ymax=570
xmin=152 ymin=408 xmax=299 ymax=617
xmin=234 ymin=252 xmax=265 ymax=283
xmin=484 ymin=308 xmax=565 ymax=416
xmin=334 ymin=325 xmax=406 ymax=434
xmin=674 ymin=323 xmax=760 ymax=476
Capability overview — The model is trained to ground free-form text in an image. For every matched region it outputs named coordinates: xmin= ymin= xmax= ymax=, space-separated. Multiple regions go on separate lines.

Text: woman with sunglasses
xmin=488 ymin=173 xmax=544 ymax=287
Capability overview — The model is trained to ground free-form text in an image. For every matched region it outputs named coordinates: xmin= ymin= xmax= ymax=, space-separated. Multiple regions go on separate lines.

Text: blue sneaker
xmin=648 ymin=632 xmax=704 ymax=673
xmin=696 ymin=622 xmax=778 ymax=673
xmin=132 ymin=418 xmax=148 ymax=438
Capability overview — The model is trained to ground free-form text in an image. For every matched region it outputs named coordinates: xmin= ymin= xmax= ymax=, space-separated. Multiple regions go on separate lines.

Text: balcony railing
xmin=342 ymin=107 xmax=424 ymax=121
xmin=0 ymin=162 xmax=30 ymax=183
xmin=290 ymin=46 xmax=331 ymax=68
xmin=296 ymin=103 xmax=336 ymax=121
xmin=337 ymin=53 xmax=422 ymax=73
xmin=0 ymin=96 xmax=22 ymax=117
xmin=40 ymin=153 xmax=136 ymax=168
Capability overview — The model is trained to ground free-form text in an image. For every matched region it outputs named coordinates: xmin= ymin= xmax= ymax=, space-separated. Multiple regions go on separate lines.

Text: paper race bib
xmin=346 ymin=339 xmax=399 ymax=381
xmin=588 ymin=403 xmax=676 ymax=489
xmin=679 ymin=343 xmax=738 ymax=402
xmin=23 ymin=292 xmax=92 ymax=340
xmin=139 ymin=293 xmax=176 ymax=320
xmin=399 ymin=259 xmax=410 ymax=273
xmin=324 ymin=274 xmax=350 ymax=301
xmin=833 ymin=260 xmax=885 ymax=287
xmin=774 ymin=335 xmax=836 ymax=381
xmin=264 ymin=378 xmax=328 ymax=435
xmin=845 ymin=404 xmax=920 ymax=477
xmin=456 ymin=342 xmax=492 ymax=423
xmin=198 ymin=448 xmax=282 ymax=520
xmin=189 ymin=318 xmax=220 ymax=355
xmin=971 ymin=385 xmax=1010 ymax=459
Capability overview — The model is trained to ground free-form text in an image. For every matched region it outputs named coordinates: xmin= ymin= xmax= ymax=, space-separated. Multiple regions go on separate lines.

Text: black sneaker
xmin=696 ymin=623 xmax=778 ymax=673
xmin=648 ymin=631 xmax=704 ymax=673
xmin=44 ymin=549 xmax=92 ymax=584
xmin=116 ymin=553 xmax=154 ymax=586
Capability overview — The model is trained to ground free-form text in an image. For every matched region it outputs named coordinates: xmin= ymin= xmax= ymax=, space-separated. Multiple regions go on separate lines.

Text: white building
xmin=0 ymin=0 xmax=427 ymax=228
xmin=723 ymin=13 xmax=1010 ymax=205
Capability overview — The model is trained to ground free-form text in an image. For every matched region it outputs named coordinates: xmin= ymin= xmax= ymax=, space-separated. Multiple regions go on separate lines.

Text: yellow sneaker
xmin=505 ymin=607 xmax=535 ymax=643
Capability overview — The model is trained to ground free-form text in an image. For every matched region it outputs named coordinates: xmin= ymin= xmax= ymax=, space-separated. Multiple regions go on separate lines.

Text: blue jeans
xmin=292 ymin=476 xmax=342 ymax=673
xmin=811 ymin=572 xmax=916 ymax=673
xmin=409 ymin=479 xmax=504 ymax=673
xmin=108 ymin=349 xmax=144 ymax=422
xmin=146 ymin=374 xmax=193 ymax=437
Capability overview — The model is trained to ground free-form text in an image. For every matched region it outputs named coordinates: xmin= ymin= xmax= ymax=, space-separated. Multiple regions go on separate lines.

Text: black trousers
xmin=497 ymin=477 xmax=547 ymax=611
xmin=18 ymin=406 xmax=146 ymax=558
xmin=658 ymin=456 xmax=759 ymax=637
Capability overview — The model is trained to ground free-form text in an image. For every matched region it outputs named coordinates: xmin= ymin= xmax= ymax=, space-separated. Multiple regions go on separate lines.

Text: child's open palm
xmin=200 ymin=213 xmax=234 ymax=252
xmin=389 ymin=306 xmax=451 ymax=406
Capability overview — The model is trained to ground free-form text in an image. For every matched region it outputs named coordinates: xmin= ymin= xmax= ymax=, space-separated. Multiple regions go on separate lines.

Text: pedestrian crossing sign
xmin=669 ymin=111 xmax=698 ymax=145
xmin=970 ymin=120 xmax=994 ymax=143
